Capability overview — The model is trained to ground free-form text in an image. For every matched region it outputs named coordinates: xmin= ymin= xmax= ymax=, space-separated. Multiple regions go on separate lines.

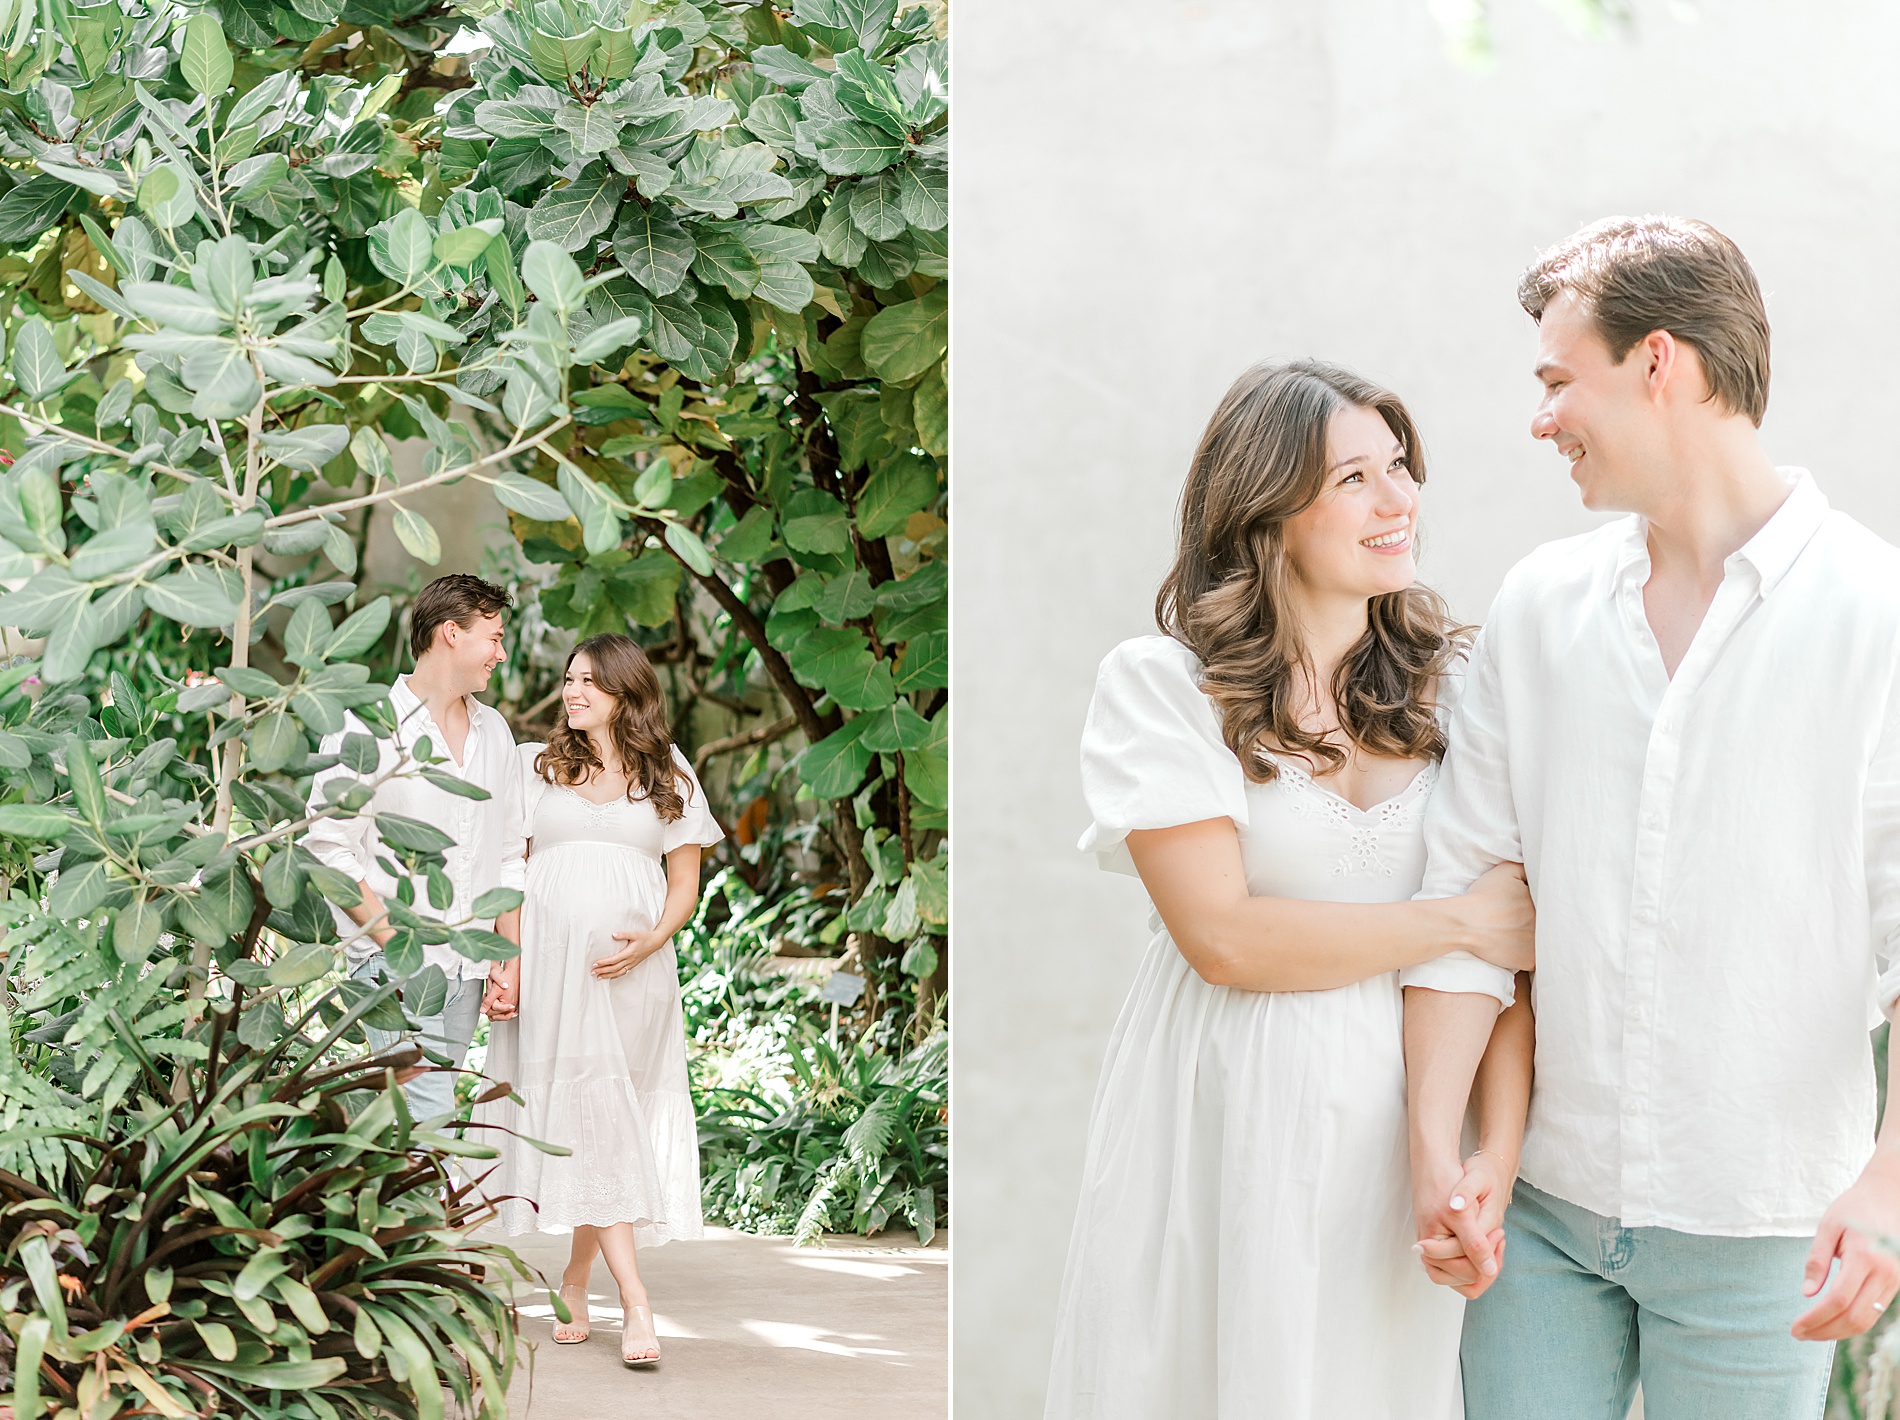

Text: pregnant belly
xmin=526 ymin=842 xmax=668 ymax=943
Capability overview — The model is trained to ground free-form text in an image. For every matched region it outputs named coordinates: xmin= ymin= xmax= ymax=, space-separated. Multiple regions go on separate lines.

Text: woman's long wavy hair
xmin=535 ymin=634 xmax=689 ymax=821
xmin=1155 ymin=359 xmax=1468 ymax=783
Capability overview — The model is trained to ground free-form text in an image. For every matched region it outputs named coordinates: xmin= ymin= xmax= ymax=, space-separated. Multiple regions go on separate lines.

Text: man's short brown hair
xmin=1518 ymin=215 xmax=1772 ymax=426
xmin=409 ymin=574 xmax=513 ymax=660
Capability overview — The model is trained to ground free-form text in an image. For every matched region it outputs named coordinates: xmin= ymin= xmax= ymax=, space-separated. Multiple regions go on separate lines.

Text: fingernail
xmin=1483 ymin=1260 xmax=1498 ymax=1276
xmin=1450 ymin=1196 xmax=1466 ymax=1211
xmin=1411 ymin=1243 xmax=1424 ymax=1255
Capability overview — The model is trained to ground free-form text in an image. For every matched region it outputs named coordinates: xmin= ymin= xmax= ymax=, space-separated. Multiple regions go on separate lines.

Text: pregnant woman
xmin=1045 ymin=361 xmax=1536 ymax=1419
xmin=478 ymin=633 xmax=724 ymax=1369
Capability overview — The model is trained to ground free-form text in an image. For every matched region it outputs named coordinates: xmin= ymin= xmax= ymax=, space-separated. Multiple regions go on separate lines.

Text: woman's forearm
xmin=1192 ymin=895 xmax=1480 ymax=993
xmin=1127 ymin=819 xmax=1525 ymax=994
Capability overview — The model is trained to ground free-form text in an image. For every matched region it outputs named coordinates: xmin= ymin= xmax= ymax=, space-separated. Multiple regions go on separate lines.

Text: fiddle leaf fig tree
xmin=445 ymin=0 xmax=949 ymax=1022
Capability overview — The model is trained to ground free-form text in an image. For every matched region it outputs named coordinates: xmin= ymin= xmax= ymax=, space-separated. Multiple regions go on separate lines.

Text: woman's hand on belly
xmin=592 ymin=928 xmax=668 ymax=979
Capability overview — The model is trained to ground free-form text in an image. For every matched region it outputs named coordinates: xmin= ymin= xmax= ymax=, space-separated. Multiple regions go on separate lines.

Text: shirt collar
xmin=391 ymin=675 xmax=480 ymax=749
xmin=1732 ymin=468 xmax=1828 ymax=597
xmin=1612 ymin=467 xmax=1829 ymax=599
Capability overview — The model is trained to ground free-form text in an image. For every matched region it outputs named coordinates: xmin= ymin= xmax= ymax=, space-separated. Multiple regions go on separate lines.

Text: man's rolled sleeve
xmin=1398 ymin=620 xmax=1522 ymax=1010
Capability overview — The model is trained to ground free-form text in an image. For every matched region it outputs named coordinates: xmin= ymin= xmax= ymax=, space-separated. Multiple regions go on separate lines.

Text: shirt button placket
xmin=1622 ymin=703 xmax=1678 ymax=1222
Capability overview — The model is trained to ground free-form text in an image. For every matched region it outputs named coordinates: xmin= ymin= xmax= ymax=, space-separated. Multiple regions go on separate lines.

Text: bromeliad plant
xmin=0 ymin=969 xmax=536 ymax=1420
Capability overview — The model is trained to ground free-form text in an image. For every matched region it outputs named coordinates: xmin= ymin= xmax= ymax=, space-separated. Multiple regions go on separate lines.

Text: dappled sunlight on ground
xmin=490 ymin=1224 xmax=947 ymax=1419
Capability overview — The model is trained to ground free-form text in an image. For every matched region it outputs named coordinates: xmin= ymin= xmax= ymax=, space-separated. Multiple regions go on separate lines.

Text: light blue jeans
xmin=349 ymin=953 xmax=484 ymax=1123
xmin=1461 ymin=1181 xmax=1833 ymax=1420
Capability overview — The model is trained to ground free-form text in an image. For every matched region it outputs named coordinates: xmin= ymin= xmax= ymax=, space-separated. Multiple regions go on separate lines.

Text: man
xmin=304 ymin=573 xmax=525 ymax=1121
xmin=1402 ymin=216 xmax=1900 ymax=1417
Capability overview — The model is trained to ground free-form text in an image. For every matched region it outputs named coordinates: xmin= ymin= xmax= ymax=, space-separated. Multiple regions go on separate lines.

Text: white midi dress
xmin=1045 ymin=636 xmax=1465 ymax=1420
xmin=477 ymin=743 xmax=725 ymax=1243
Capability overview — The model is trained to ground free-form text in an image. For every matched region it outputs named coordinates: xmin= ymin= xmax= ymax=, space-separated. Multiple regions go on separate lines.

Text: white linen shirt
xmin=1400 ymin=470 xmax=1900 ymax=1237
xmin=302 ymin=676 xmax=526 ymax=981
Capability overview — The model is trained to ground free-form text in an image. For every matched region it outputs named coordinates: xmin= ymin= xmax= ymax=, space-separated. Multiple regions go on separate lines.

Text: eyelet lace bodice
xmin=1264 ymin=755 xmax=1439 ymax=880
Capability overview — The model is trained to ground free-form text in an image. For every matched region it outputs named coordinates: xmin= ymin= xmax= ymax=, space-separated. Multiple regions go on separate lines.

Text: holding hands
xmin=1414 ymin=1148 xmax=1516 ymax=1299
xmin=482 ymin=959 xmax=519 ymax=1020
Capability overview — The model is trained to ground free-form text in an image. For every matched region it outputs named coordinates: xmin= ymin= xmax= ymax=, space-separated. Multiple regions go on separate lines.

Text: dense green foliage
xmin=0 ymin=0 xmax=948 ymax=1413
xmin=445 ymin=0 xmax=949 ymax=1026
xmin=680 ymin=869 xmax=944 ymax=1243
xmin=0 ymin=964 xmax=536 ymax=1420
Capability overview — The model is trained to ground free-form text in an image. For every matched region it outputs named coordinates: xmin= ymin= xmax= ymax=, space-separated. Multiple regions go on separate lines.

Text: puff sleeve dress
xmin=1044 ymin=637 xmax=1465 ymax=1420
xmin=478 ymin=743 xmax=725 ymax=1243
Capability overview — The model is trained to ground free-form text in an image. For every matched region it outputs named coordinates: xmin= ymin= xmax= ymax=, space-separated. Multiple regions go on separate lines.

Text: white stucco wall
xmin=952 ymin=1 xmax=1900 ymax=1412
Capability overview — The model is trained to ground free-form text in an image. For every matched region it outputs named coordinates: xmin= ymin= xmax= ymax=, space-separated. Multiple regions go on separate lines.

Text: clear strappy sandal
xmin=552 ymin=1284 xmax=590 ymax=1344
xmin=620 ymin=1301 xmax=660 ymax=1368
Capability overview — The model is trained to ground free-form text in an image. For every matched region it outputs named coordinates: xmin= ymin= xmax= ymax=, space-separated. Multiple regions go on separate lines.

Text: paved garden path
xmin=484 ymin=1225 xmax=947 ymax=1419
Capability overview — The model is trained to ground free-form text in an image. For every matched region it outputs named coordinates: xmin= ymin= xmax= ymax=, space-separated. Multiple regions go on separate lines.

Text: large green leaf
xmin=805 ymin=119 xmax=906 ymax=176
xmin=249 ymin=711 xmax=305 ymax=772
xmin=0 ymin=176 xmax=76 ymax=244
xmin=325 ymin=596 xmax=391 ymax=660
xmin=555 ymin=101 xmax=624 ymax=156
xmin=475 ymin=90 xmax=563 ymax=140
xmin=848 ymin=170 xmax=907 ymax=241
xmin=122 ymin=281 xmax=225 ymax=334
xmin=9 ymin=318 xmax=70 ymax=401
xmin=69 ymin=522 xmax=156 ymax=580
xmin=184 ymin=344 xmax=262 ymax=420
xmin=490 ymin=470 xmax=570 ymax=521
xmin=40 ymin=595 xmax=102 ymax=683
xmin=376 ymin=813 xmax=456 ymax=853
xmin=897 ymin=159 xmax=947 ymax=231
xmin=527 ymin=28 xmax=600 ymax=84
xmin=369 ymin=208 xmax=434 ymax=285
xmin=522 ymin=241 xmax=586 ymax=313
xmin=613 ymin=203 xmax=694 ymax=295
xmin=858 ymin=699 xmax=931 ymax=752
xmin=800 ymin=716 xmax=874 ymax=799
xmin=433 ymin=219 xmax=500 ymax=267
xmin=558 ymin=463 xmax=621 ymax=556
xmin=688 ymin=227 xmax=759 ymax=298
xmin=144 ymin=566 xmax=240 ymax=627
xmin=192 ymin=1359 xmax=348 ymax=1389
xmin=905 ymin=707 xmax=947 ymax=808
xmin=828 ymin=658 xmax=895 ymax=711
xmin=0 ymin=566 xmax=88 ymax=634
xmin=0 ymin=804 xmax=73 ymax=839
xmin=392 ymin=506 xmax=442 ymax=564
xmin=793 ymin=0 xmax=898 ymax=53
xmin=860 ymin=286 xmax=947 ymax=384
xmin=526 ymin=168 xmax=623 ymax=252
xmin=180 ymin=14 xmax=232 ymax=100
xmin=283 ymin=597 xmax=334 ymax=667
xmin=893 ymin=629 xmax=947 ymax=690
xmin=856 ymin=453 xmax=939 ymax=538
xmin=262 ymin=425 xmax=350 ymax=472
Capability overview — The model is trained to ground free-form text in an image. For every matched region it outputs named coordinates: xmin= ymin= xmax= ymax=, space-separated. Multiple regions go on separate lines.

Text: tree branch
xmin=692 ymin=715 xmax=796 ymax=774
xmin=263 ymin=416 xmax=571 ymax=528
